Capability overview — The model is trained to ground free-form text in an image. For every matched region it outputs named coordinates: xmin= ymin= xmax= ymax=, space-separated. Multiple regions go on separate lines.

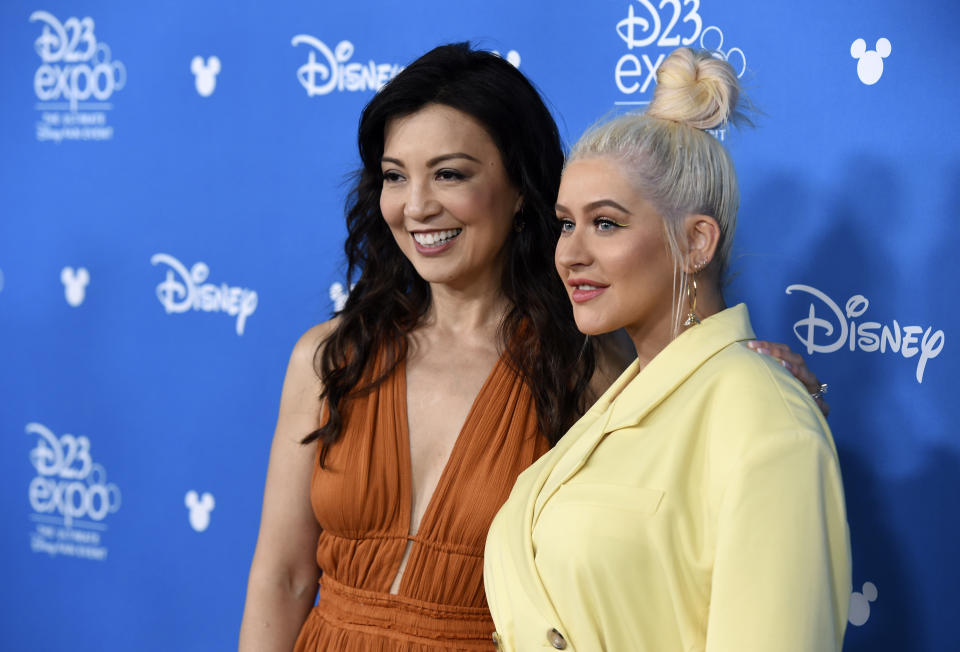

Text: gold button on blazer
xmin=484 ymin=304 xmax=851 ymax=651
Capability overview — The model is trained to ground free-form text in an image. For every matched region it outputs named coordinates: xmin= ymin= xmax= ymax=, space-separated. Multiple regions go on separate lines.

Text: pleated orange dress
xmin=294 ymin=348 xmax=549 ymax=651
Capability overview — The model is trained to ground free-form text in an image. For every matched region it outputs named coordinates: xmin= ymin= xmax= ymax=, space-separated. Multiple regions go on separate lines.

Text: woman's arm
xmin=704 ymin=430 xmax=851 ymax=651
xmin=238 ymin=322 xmax=335 ymax=651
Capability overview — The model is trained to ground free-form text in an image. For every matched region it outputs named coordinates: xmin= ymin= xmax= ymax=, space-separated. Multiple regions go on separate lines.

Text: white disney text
xmin=151 ymin=253 xmax=258 ymax=336
xmin=786 ymin=284 xmax=944 ymax=383
xmin=292 ymin=36 xmax=402 ymax=96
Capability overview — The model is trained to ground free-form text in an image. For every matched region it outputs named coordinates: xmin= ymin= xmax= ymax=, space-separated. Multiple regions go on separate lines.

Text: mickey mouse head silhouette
xmin=330 ymin=281 xmax=358 ymax=313
xmin=191 ymin=56 xmax=221 ymax=97
xmin=851 ymin=38 xmax=891 ymax=85
xmin=185 ymin=490 xmax=216 ymax=532
xmin=329 ymin=282 xmax=350 ymax=312
xmin=492 ymin=49 xmax=521 ymax=68
xmin=848 ymin=581 xmax=878 ymax=626
xmin=60 ymin=266 xmax=89 ymax=307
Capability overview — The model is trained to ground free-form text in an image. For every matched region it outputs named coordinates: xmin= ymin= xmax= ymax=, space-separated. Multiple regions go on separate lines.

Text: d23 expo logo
xmin=614 ymin=0 xmax=746 ymax=137
xmin=30 ymin=10 xmax=126 ymax=142
xmin=27 ymin=422 xmax=121 ymax=561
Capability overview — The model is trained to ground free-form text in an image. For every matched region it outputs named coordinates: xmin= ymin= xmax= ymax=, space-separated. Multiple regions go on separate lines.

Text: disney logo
xmin=291 ymin=35 xmax=403 ymax=96
xmin=150 ymin=253 xmax=258 ymax=336
xmin=786 ymin=284 xmax=945 ymax=384
xmin=31 ymin=11 xmax=126 ymax=112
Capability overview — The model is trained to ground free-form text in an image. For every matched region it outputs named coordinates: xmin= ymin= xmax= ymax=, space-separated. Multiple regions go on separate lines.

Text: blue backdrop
xmin=1 ymin=1 xmax=956 ymax=650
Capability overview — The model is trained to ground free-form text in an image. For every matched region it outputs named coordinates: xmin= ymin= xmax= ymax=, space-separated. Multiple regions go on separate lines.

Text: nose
xmin=403 ymin=179 xmax=441 ymax=221
xmin=555 ymin=223 xmax=591 ymax=271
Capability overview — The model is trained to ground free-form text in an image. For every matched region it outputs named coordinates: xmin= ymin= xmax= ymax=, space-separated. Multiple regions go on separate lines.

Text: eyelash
xmin=595 ymin=217 xmax=624 ymax=231
xmin=381 ymin=169 xmax=468 ymax=183
xmin=435 ymin=168 xmax=466 ymax=181
xmin=557 ymin=217 xmax=625 ymax=233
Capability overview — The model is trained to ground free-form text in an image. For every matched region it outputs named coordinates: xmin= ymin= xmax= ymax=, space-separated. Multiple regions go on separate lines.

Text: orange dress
xmin=294 ymin=350 xmax=549 ymax=651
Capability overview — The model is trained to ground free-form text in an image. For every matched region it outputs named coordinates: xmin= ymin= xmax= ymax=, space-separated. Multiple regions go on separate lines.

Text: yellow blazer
xmin=484 ymin=304 xmax=851 ymax=651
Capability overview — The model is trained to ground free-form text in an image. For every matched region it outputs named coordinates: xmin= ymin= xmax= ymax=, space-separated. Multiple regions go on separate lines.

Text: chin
xmin=573 ymin=315 xmax=616 ymax=337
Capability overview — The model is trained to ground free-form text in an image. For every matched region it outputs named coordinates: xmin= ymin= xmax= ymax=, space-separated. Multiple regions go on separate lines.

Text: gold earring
xmin=683 ymin=262 xmax=703 ymax=327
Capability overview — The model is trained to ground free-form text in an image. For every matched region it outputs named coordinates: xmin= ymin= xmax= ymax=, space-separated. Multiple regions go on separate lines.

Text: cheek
xmin=379 ymin=192 xmax=402 ymax=228
xmin=602 ymin=241 xmax=640 ymax=272
xmin=554 ymin=238 xmax=569 ymax=274
xmin=464 ymin=184 xmax=517 ymax=230
xmin=615 ymin=241 xmax=674 ymax=303
xmin=605 ymin=241 xmax=660 ymax=294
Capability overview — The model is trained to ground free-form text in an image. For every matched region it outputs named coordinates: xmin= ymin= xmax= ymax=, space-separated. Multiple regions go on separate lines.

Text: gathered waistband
xmin=312 ymin=574 xmax=495 ymax=647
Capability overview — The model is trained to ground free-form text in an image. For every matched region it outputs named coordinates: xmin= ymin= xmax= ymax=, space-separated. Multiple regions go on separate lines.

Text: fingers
xmin=746 ymin=340 xmax=821 ymax=394
xmin=746 ymin=341 xmax=831 ymax=418
xmin=815 ymin=397 xmax=831 ymax=418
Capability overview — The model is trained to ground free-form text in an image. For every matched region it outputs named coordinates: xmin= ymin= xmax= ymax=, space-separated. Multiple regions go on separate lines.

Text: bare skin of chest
xmin=388 ymin=337 xmax=501 ymax=594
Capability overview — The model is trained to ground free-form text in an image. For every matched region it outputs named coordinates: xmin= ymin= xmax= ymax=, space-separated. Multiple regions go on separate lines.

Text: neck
xmin=421 ymin=277 xmax=510 ymax=341
xmin=625 ymin=308 xmax=677 ymax=372
xmin=687 ymin=278 xmax=725 ymax=328
xmin=626 ymin=280 xmax=726 ymax=370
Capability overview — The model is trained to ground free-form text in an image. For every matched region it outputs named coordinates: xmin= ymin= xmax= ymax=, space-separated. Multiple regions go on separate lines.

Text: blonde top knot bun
xmin=647 ymin=47 xmax=741 ymax=130
xmin=566 ymin=46 xmax=749 ymax=313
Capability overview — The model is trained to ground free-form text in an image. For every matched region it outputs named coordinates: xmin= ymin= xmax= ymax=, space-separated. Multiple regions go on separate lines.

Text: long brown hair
xmin=303 ymin=43 xmax=596 ymax=465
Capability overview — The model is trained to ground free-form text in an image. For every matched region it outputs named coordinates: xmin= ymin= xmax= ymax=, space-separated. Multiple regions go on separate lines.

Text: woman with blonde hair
xmin=484 ymin=47 xmax=850 ymax=652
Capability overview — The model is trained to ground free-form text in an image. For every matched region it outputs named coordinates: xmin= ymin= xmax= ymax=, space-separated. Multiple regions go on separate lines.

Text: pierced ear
xmin=682 ymin=214 xmax=721 ymax=273
xmin=513 ymin=194 xmax=523 ymax=216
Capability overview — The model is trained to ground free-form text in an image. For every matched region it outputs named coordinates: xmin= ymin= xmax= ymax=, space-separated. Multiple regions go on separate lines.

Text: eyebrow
xmin=555 ymin=199 xmax=632 ymax=214
xmin=381 ymin=152 xmax=482 ymax=167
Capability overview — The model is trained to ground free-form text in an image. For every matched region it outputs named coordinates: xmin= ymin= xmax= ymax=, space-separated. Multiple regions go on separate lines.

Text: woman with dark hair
xmin=239 ymin=43 xmax=826 ymax=651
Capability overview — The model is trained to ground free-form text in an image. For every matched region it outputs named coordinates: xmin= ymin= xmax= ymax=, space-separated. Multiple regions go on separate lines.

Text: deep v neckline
xmin=395 ymin=351 xmax=506 ymax=545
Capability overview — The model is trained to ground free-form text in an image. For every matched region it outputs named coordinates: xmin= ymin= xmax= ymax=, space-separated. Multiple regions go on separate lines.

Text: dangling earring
xmin=513 ymin=219 xmax=525 ymax=233
xmin=683 ymin=262 xmax=704 ymax=327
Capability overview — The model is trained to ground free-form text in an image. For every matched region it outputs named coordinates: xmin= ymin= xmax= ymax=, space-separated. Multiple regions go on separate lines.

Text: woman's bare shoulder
xmin=279 ymin=318 xmax=340 ymax=420
xmin=288 ymin=318 xmax=340 ymax=374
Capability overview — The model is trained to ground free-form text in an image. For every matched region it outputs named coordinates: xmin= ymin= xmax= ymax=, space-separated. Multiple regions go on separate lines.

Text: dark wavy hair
xmin=304 ymin=43 xmax=596 ymax=464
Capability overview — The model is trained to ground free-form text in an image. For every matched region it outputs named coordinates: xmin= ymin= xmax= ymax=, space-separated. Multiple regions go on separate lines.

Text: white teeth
xmin=412 ymin=229 xmax=462 ymax=247
xmin=576 ymin=284 xmax=601 ymax=290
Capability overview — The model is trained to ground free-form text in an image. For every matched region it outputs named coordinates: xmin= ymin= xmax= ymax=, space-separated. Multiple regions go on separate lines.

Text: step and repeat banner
xmin=1 ymin=1 xmax=956 ymax=650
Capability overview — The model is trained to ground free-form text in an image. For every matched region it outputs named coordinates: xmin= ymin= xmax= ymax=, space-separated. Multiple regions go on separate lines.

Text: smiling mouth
xmin=568 ymin=280 xmax=609 ymax=303
xmin=412 ymin=229 xmax=462 ymax=248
